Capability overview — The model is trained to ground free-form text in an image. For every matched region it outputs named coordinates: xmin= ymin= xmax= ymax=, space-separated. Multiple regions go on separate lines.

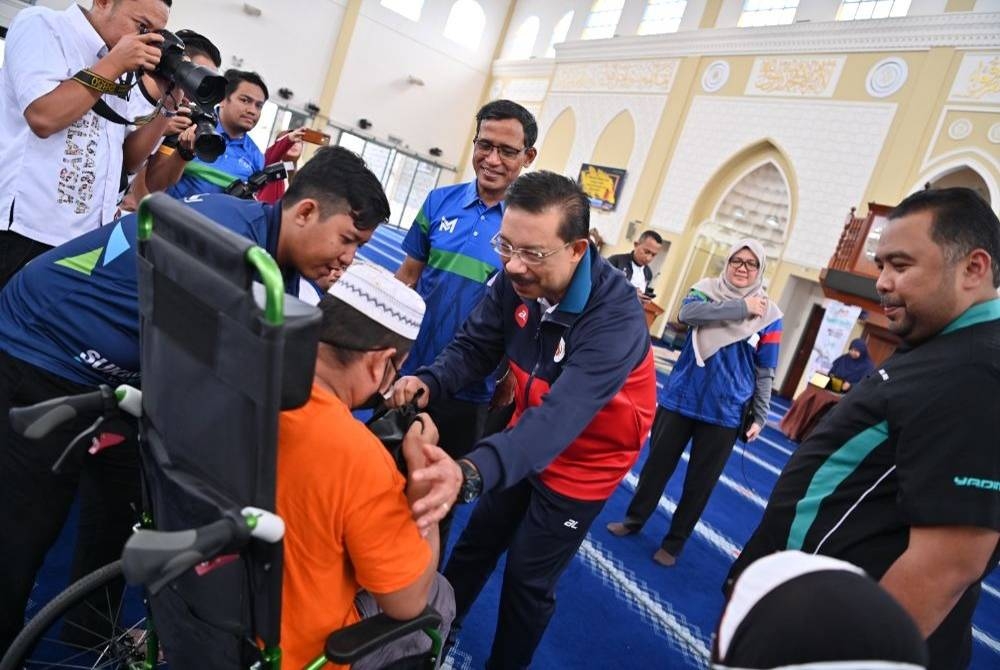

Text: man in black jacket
xmin=606 ymin=230 xmax=663 ymax=299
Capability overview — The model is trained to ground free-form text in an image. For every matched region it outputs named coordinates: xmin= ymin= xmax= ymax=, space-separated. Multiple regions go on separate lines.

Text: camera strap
xmin=72 ymin=69 xmax=132 ymax=99
xmin=88 ymin=75 xmax=169 ymax=127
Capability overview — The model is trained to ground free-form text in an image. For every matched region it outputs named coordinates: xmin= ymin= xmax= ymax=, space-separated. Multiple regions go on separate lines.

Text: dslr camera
xmin=147 ymin=28 xmax=226 ymax=107
xmin=144 ymin=29 xmax=228 ymax=162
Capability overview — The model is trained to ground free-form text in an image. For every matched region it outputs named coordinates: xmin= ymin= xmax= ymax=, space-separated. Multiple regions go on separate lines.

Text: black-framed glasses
xmin=490 ymin=233 xmax=574 ymax=266
xmin=473 ymin=139 xmax=526 ymax=160
xmin=729 ymin=258 xmax=761 ymax=272
xmin=378 ymin=357 xmax=400 ymax=400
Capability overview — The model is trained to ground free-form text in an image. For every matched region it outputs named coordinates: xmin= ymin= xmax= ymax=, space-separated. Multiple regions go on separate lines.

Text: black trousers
xmin=0 ymin=351 xmax=141 ymax=654
xmin=622 ymin=406 xmax=739 ymax=556
xmin=444 ymin=477 xmax=606 ymax=670
xmin=0 ymin=230 xmax=51 ymax=291
xmin=425 ymin=396 xmax=487 ymax=568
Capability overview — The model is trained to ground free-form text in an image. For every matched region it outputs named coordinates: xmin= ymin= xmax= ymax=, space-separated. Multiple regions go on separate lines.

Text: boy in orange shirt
xmin=277 ymin=263 xmax=460 ymax=668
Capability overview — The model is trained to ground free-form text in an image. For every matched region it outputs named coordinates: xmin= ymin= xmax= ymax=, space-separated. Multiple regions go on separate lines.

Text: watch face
xmin=459 ymin=461 xmax=482 ymax=503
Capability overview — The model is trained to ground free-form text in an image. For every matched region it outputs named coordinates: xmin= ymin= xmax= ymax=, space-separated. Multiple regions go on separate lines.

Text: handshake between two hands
xmin=392 ymin=376 xmax=463 ymax=537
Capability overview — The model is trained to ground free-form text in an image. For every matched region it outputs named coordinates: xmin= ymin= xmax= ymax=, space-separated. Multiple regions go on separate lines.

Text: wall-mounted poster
xmin=578 ymin=164 xmax=626 ymax=212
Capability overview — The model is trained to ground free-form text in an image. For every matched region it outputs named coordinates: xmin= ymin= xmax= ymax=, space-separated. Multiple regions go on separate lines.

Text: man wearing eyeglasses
xmin=394 ymin=99 xmax=538 ymax=560
xmin=390 ymin=171 xmax=657 ymax=669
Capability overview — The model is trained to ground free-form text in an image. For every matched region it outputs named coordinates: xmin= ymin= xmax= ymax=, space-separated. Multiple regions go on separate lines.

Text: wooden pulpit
xmin=643 ymin=300 xmax=664 ymax=330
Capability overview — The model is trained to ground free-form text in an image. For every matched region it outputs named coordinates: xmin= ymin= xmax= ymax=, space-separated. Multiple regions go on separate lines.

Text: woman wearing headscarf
xmin=827 ymin=338 xmax=875 ymax=391
xmin=607 ymin=240 xmax=782 ymax=567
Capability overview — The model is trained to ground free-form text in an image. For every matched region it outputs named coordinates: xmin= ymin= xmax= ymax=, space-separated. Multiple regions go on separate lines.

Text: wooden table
xmin=780 ymin=384 xmax=843 ymax=442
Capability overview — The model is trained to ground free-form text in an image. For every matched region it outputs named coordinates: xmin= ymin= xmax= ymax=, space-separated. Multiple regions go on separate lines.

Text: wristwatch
xmin=458 ymin=459 xmax=483 ymax=504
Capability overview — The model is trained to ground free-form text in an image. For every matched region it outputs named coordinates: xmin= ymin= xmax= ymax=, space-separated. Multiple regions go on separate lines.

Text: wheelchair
xmin=1 ymin=194 xmax=442 ymax=669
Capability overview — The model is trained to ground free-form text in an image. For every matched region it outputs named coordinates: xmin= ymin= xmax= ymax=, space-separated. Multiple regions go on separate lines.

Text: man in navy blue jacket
xmin=391 ymin=171 xmax=657 ymax=669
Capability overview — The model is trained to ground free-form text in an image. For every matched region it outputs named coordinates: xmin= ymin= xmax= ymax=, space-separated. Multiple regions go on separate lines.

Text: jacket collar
xmin=541 ymin=245 xmax=593 ymax=328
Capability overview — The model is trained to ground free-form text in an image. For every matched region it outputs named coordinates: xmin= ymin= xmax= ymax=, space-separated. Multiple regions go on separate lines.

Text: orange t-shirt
xmin=276 ymin=383 xmax=431 ymax=669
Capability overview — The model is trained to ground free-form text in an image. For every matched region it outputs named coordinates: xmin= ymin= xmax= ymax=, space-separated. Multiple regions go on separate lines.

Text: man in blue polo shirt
xmin=164 ymin=69 xmax=267 ymax=199
xmin=0 ymin=146 xmax=388 ymax=653
xmin=394 ymin=100 xmax=537 ymax=559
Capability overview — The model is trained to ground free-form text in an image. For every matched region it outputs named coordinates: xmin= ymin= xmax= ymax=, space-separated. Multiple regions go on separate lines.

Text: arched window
xmin=836 ymin=0 xmax=911 ymax=21
xmin=546 ymin=11 xmax=574 ymax=57
xmin=638 ymin=0 xmax=688 ymax=35
xmin=444 ymin=0 xmax=486 ymax=51
xmin=380 ymin=0 xmax=423 ymax=22
xmin=581 ymin=0 xmax=624 ymax=41
xmin=737 ymin=0 xmax=799 ymax=28
xmin=509 ymin=16 xmax=540 ymax=60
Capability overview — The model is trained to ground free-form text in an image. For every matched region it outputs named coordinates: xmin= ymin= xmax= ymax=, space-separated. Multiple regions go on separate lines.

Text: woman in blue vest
xmin=607 ymin=239 xmax=783 ymax=566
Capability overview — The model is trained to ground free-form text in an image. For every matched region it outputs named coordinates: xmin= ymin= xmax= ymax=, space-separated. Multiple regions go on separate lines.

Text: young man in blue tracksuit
xmin=0 ymin=147 xmax=389 ymax=653
xmin=391 ymin=171 xmax=657 ymax=669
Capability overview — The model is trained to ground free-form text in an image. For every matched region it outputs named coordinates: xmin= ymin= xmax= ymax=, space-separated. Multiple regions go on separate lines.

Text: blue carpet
xmin=439 ymin=391 xmax=1000 ymax=669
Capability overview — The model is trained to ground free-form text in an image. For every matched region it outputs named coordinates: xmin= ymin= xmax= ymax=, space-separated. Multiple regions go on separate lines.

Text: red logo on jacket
xmin=515 ymin=304 xmax=529 ymax=328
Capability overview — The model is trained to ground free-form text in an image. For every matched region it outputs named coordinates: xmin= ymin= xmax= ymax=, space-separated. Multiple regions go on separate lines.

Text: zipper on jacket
xmin=523 ymin=321 xmax=544 ymax=406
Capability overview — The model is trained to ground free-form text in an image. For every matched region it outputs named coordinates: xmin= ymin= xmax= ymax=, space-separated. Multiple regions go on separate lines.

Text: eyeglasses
xmin=378 ymin=357 xmax=400 ymax=400
xmin=473 ymin=139 xmax=526 ymax=160
xmin=729 ymin=258 xmax=761 ymax=272
xmin=491 ymin=233 xmax=574 ymax=266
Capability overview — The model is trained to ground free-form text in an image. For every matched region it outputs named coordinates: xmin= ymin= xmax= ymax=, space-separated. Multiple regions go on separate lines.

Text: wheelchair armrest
xmin=324 ymin=606 xmax=442 ymax=665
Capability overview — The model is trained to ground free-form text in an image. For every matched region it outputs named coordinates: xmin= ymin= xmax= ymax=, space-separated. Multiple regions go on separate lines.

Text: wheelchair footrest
xmin=324 ymin=606 xmax=441 ymax=664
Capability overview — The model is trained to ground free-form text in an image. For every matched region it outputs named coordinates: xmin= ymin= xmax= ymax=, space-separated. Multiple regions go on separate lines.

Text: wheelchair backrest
xmin=135 ymin=193 xmax=319 ymax=667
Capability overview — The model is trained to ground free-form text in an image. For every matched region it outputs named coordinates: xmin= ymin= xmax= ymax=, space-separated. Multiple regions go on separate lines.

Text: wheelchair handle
xmin=121 ymin=507 xmax=284 ymax=595
xmin=9 ymin=385 xmax=142 ymax=440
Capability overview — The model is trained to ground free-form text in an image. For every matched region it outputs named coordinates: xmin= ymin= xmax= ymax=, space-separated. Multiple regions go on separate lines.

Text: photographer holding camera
xmin=122 ymin=28 xmax=223 ymax=210
xmin=164 ymin=69 xmax=269 ymax=200
xmin=0 ymin=0 xmax=180 ymax=289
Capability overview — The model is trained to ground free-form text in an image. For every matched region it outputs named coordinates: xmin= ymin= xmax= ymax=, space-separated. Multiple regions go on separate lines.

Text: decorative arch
xmin=534 ymin=106 xmax=576 ymax=174
xmin=661 ymin=139 xmax=799 ymax=316
xmin=911 ymin=155 xmax=998 ymax=208
xmin=590 ymin=110 xmax=635 ymax=169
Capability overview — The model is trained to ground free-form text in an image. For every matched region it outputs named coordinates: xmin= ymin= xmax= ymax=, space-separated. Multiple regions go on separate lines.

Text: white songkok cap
xmin=327 ymin=262 xmax=425 ymax=340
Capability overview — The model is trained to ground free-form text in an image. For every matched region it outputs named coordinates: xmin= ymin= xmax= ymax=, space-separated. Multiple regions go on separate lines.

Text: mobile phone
xmin=299 ymin=128 xmax=330 ymax=146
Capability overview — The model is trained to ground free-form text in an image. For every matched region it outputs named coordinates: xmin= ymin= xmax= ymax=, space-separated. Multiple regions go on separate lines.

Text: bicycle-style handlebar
xmin=122 ymin=507 xmax=285 ymax=595
xmin=9 ymin=385 xmax=143 ymax=440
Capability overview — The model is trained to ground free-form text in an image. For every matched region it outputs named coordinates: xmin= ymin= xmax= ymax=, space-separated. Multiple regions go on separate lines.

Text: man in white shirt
xmin=0 ymin=0 xmax=175 ymax=289
xmin=607 ymin=230 xmax=664 ymax=301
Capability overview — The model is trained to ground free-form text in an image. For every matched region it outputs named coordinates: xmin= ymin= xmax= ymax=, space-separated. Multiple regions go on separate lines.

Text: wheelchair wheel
xmin=0 ymin=560 xmax=163 ymax=670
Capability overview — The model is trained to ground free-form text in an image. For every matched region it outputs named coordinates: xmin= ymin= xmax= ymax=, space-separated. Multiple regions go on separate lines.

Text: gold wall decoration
xmin=550 ymin=60 xmax=679 ymax=94
xmin=746 ymin=56 xmax=845 ymax=97
xmin=950 ymin=53 xmax=1000 ymax=103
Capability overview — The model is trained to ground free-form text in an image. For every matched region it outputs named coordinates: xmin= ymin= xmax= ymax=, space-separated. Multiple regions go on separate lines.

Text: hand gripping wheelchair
xmin=1 ymin=194 xmax=442 ymax=669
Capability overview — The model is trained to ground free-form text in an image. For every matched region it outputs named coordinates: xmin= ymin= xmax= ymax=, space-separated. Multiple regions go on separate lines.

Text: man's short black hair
xmin=505 ymin=171 xmax=590 ymax=243
xmin=476 ymin=99 xmax=538 ymax=149
xmin=283 ymin=146 xmax=390 ymax=231
xmin=317 ymin=294 xmax=413 ymax=366
xmin=223 ymin=69 xmax=269 ymax=101
xmin=176 ymin=29 xmax=221 ymax=69
xmin=889 ymin=187 xmax=1000 ymax=288
xmin=638 ymin=230 xmax=663 ymax=245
